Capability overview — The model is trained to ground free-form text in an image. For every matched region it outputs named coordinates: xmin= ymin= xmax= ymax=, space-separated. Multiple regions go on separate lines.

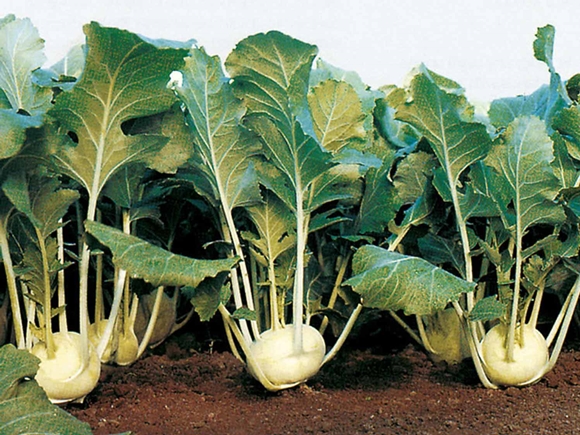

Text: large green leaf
xmin=344 ymin=245 xmax=474 ymax=315
xmin=0 ymin=344 xmax=93 ymax=435
xmin=85 ymin=220 xmax=239 ymax=288
xmin=226 ymin=31 xmax=332 ymax=213
xmin=0 ymin=15 xmax=51 ymax=159
xmin=484 ymin=116 xmax=565 ymax=232
xmin=395 ymin=67 xmax=492 ymax=199
xmin=49 ymin=22 xmax=188 ymax=207
xmin=226 ymin=31 xmax=318 ymax=138
xmin=170 ymin=47 xmax=261 ymax=210
xmin=308 ymin=79 xmax=367 ymax=153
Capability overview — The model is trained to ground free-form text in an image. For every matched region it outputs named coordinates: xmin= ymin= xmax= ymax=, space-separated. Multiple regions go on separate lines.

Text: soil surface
xmin=65 ymin=328 xmax=580 ymax=435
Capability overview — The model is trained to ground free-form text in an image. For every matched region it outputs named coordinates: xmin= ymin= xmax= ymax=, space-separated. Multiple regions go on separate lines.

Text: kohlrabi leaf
xmin=101 ymin=163 xmax=147 ymax=210
xmin=395 ymin=67 xmax=492 ymax=203
xmin=357 ymin=140 xmax=401 ymax=235
xmin=244 ymin=190 xmax=296 ymax=266
xmin=489 ymin=25 xmax=570 ymax=129
xmin=418 ymin=233 xmax=465 ymax=276
xmin=375 ymin=86 xmax=421 ymax=152
xmin=226 ymin=31 xmax=318 ymax=137
xmin=226 ymin=31 xmax=333 ymax=213
xmin=308 ymin=79 xmax=367 ymax=153
xmin=3 ymin=173 xmax=80 ymax=239
xmin=310 ymin=59 xmax=381 ymax=115
xmin=484 ymin=116 xmax=566 ymax=232
xmin=170 ymin=47 xmax=261 ymax=210
xmin=49 ymin=22 xmax=188 ymax=216
xmin=468 ymin=295 xmax=506 ymax=322
xmin=344 ymin=245 xmax=474 ymax=315
xmin=85 ymin=220 xmax=239 ymax=288
xmin=551 ymin=131 xmax=577 ymax=189
xmin=0 ymin=15 xmax=51 ymax=159
xmin=554 ymin=105 xmax=580 ymax=161
xmin=148 ymin=104 xmax=194 ymax=175
xmin=182 ymin=273 xmax=230 ymax=322
xmin=0 ymin=344 xmax=93 ymax=435
xmin=392 ymin=151 xmax=437 ymax=204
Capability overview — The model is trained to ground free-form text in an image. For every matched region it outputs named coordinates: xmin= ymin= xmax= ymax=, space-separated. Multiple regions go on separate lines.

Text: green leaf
xmin=0 ymin=15 xmax=51 ymax=159
xmin=49 ymin=22 xmax=188 ymax=206
xmin=226 ymin=31 xmax=332 ymax=213
xmin=101 ymin=163 xmax=146 ymax=210
xmin=171 ymin=47 xmax=261 ymax=210
xmin=489 ymin=25 xmax=570 ymax=128
xmin=232 ymin=307 xmax=258 ymax=321
xmin=3 ymin=174 xmax=79 ymax=240
xmin=244 ymin=190 xmax=296 ymax=266
xmin=226 ymin=31 xmax=318 ymax=137
xmin=554 ymin=105 xmax=580 ymax=161
xmin=357 ymin=142 xmax=400 ymax=235
xmin=375 ymin=86 xmax=421 ymax=152
xmin=392 ymin=151 xmax=437 ymax=204
xmin=0 ymin=344 xmax=93 ymax=434
xmin=344 ymin=245 xmax=474 ymax=315
xmin=484 ymin=116 xmax=566 ymax=232
xmin=468 ymin=295 xmax=506 ymax=322
xmin=85 ymin=220 xmax=239 ymax=288
xmin=308 ymin=79 xmax=367 ymax=153
xmin=182 ymin=273 xmax=229 ymax=322
xmin=418 ymin=233 xmax=465 ymax=276
xmin=396 ymin=67 xmax=492 ymax=198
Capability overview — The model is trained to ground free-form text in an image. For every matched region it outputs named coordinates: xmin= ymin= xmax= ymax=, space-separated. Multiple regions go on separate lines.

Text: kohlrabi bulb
xmin=248 ymin=324 xmax=326 ymax=389
xmin=481 ymin=323 xmax=549 ymax=387
xmin=31 ymin=331 xmax=101 ymax=404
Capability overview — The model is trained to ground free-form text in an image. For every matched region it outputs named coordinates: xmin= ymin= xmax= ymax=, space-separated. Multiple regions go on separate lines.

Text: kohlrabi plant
xmin=0 ymin=16 xmax=241 ymax=403
xmin=345 ymin=25 xmax=580 ymax=388
xmin=159 ymin=31 xmax=475 ymax=392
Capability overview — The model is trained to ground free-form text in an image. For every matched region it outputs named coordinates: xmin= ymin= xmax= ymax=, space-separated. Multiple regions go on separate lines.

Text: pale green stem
xmin=122 ymin=210 xmax=131 ymax=336
xmin=319 ymin=253 xmax=349 ymax=335
xmin=268 ymin=254 xmax=280 ymax=331
xmin=57 ymin=222 xmax=67 ymax=333
xmin=94 ymin=210 xmax=104 ymax=325
xmin=292 ymin=203 xmax=307 ymax=353
xmin=219 ymin=212 xmax=255 ymax=343
xmin=415 ymin=315 xmax=438 ymax=355
xmin=452 ymin=301 xmax=497 ymax=389
xmin=0 ymin=220 xmax=24 ymax=348
xmin=36 ymin=228 xmax=55 ymax=359
xmin=388 ymin=225 xmax=411 ymax=253
xmin=545 ymin=276 xmax=579 ymax=347
xmin=96 ymin=268 xmax=127 ymax=359
xmin=136 ymin=286 xmax=164 ymax=359
xmin=322 ymin=303 xmax=363 ymax=365
xmin=507 ymin=231 xmax=523 ymax=362
xmin=24 ymin=294 xmax=35 ymax=350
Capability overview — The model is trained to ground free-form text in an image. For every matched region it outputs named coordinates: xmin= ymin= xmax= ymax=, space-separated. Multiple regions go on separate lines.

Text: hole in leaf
xmin=67 ymin=131 xmax=79 ymax=144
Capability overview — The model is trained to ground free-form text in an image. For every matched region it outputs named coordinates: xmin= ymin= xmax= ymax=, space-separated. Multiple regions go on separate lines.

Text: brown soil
xmin=65 ymin=329 xmax=580 ymax=435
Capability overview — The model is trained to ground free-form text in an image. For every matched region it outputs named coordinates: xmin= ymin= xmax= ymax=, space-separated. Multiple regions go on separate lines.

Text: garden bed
xmin=67 ymin=331 xmax=580 ymax=435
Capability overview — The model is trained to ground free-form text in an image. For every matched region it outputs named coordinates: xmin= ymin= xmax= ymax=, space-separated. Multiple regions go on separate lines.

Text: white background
xmin=4 ymin=0 xmax=580 ymax=103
